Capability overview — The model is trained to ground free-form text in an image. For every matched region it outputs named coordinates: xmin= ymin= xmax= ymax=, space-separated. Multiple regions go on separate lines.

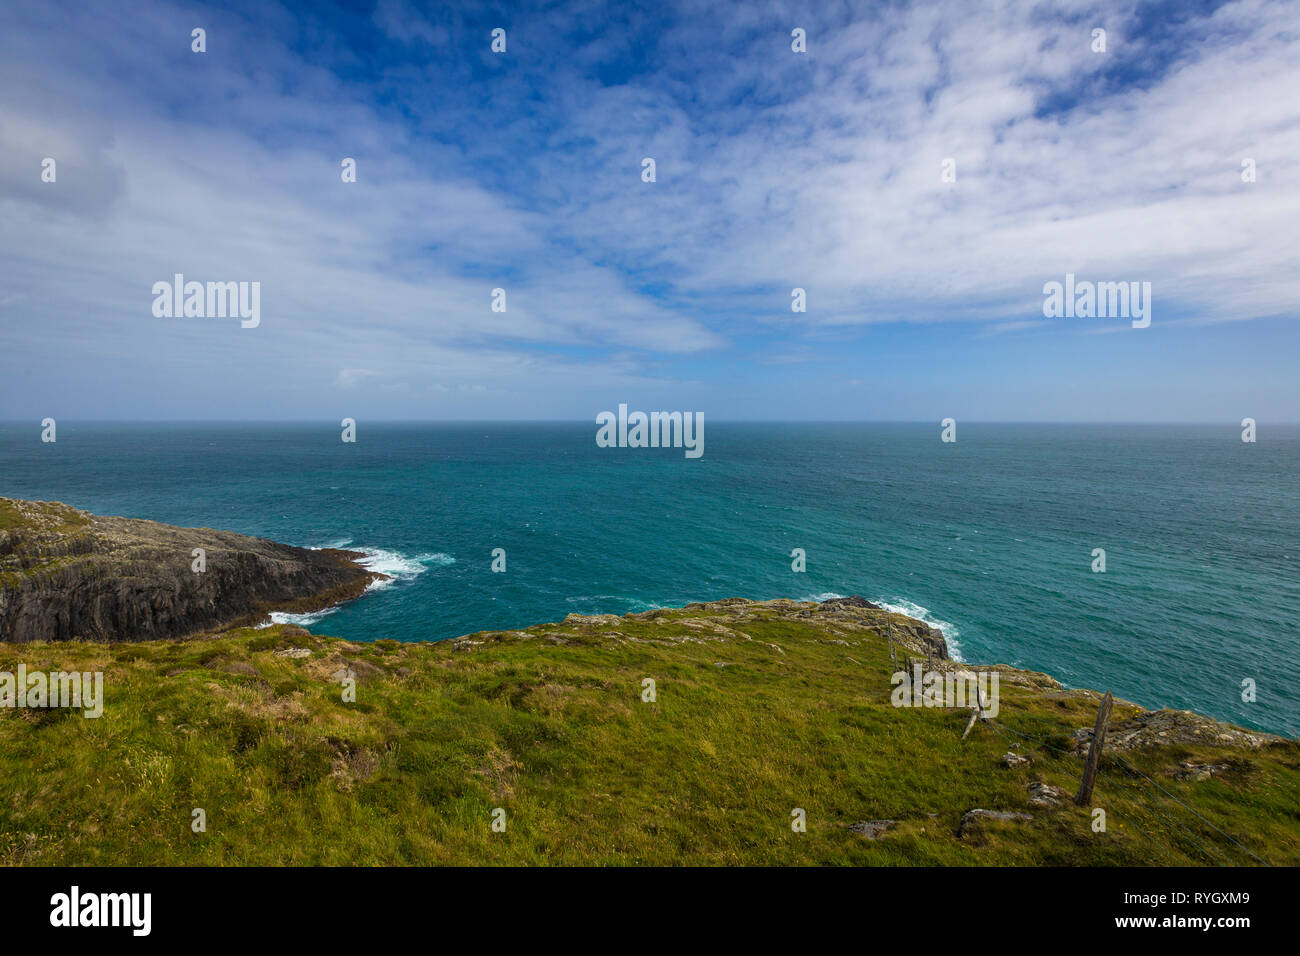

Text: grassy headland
xmin=2 ymin=597 xmax=1296 ymax=865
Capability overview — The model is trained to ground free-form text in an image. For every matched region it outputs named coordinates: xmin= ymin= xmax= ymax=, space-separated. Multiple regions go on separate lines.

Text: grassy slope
xmin=1 ymin=603 xmax=1297 ymax=866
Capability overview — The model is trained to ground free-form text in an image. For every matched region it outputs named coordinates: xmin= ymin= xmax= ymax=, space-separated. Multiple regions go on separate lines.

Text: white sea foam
xmin=356 ymin=548 xmax=455 ymax=591
xmin=804 ymin=592 xmax=965 ymax=662
xmin=873 ymin=597 xmax=965 ymax=662
xmin=266 ymin=607 xmax=338 ymax=628
xmin=258 ymin=545 xmax=454 ymax=626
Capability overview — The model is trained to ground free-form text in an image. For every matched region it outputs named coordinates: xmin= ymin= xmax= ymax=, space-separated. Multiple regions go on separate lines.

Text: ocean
xmin=2 ymin=421 xmax=1297 ymax=737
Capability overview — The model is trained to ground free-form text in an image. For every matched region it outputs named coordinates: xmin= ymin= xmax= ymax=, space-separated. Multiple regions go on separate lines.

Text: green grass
xmin=1 ymin=604 xmax=1297 ymax=865
xmin=0 ymin=501 xmax=20 ymax=532
xmin=0 ymin=498 xmax=89 ymax=533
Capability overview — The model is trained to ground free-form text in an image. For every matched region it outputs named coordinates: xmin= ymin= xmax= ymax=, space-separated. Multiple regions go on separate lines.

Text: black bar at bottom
xmin=6 ymin=865 xmax=1278 ymax=941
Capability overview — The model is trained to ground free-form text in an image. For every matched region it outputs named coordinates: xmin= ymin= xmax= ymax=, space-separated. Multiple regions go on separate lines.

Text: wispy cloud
xmin=1 ymin=0 xmax=1296 ymax=420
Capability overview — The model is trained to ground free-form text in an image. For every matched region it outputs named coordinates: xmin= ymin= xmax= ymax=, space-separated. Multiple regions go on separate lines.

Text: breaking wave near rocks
xmin=262 ymin=546 xmax=456 ymax=628
xmin=807 ymin=591 xmax=964 ymax=662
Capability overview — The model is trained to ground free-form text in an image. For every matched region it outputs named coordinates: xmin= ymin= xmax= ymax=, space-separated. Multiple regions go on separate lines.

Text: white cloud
xmin=0 ymin=0 xmax=1296 ymax=419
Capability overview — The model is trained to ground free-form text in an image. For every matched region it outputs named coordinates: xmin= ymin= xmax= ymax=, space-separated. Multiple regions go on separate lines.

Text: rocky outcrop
xmin=0 ymin=498 xmax=381 ymax=643
xmin=1070 ymin=708 xmax=1281 ymax=754
xmin=1173 ymin=761 xmax=1234 ymax=781
xmin=668 ymin=595 xmax=951 ymax=661
xmin=1026 ymin=781 xmax=1069 ymax=808
xmin=820 ymin=595 xmax=883 ymax=611
xmin=849 ymin=820 xmax=895 ymax=839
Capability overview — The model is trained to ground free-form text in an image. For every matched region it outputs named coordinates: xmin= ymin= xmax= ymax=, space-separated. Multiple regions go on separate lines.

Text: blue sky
xmin=1 ymin=0 xmax=1297 ymax=421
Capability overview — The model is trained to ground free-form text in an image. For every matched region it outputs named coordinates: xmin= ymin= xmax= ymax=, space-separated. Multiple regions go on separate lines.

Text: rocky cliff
xmin=0 ymin=498 xmax=381 ymax=643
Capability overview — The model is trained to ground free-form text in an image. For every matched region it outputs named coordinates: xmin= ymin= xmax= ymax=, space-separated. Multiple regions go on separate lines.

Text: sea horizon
xmin=6 ymin=419 xmax=1299 ymax=426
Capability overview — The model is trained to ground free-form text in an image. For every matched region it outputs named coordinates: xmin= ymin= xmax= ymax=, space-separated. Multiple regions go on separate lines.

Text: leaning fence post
xmin=1074 ymin=691 xmax=1114 ymax=806
xmin=961 ymin=672 xmax=986 ymax=741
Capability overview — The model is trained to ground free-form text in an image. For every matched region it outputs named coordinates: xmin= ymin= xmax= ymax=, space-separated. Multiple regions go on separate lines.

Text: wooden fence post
xmin=1074 ymin=691 xmax=1114 ymax=806
xmin=961 ymin=672 xmax=986 ymax=741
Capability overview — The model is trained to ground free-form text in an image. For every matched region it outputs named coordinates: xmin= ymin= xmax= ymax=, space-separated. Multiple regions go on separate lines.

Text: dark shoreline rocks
xmin=0 ymin=498 xmax=382 ymax=643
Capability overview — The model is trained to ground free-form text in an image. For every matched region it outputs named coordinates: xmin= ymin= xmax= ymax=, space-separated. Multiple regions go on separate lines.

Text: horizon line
xmin=2 ymin=419 xmax=1293 ymax=427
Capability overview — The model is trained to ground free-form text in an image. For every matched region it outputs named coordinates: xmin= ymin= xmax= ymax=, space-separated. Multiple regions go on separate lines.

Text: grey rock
xmin=849 ymin=819 xmax=895 ymax=840
xmin=820 ymin=595 xmax=882 ymax=610
xmin=1027 ymin=781 xmax=1069 ymax=808
xmin=1071 ymin=708 xmax=1280 ymax=754
xmin=958 ymin=809 xmax=1033 ymax=837
xmin=1173 ymin=761 xmax=1232 ymax=781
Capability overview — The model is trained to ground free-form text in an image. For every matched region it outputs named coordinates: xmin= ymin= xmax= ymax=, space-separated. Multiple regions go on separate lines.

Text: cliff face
xmin=0 ymin=498 xmax=380 ymax=643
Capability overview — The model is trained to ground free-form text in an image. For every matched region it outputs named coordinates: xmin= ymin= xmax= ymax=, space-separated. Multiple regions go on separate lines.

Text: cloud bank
xmin=1 ymin=0 xmax=1296 ymax=419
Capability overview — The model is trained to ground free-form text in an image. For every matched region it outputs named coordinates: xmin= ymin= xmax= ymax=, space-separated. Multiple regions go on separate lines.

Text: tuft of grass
xmin=0 ymin=501 xmax=21 ymax=532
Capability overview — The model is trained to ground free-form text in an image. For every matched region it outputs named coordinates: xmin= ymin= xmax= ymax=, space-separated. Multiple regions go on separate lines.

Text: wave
xmin=256 ymin=546 xmax=454 ymax=628
xmin=872 ymin=597 xmax=965 ymax=662
xmin=802 ymin=591 xmax=964 ymax=661
xmin=356 ymin=548 xmax=455 ymax=592
xmin=263 ymin=607 xmax=339 ymax=628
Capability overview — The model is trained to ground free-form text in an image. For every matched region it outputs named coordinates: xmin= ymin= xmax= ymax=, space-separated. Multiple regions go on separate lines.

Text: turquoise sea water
xmin=1 ymin=421 xmax=1297 ymax=736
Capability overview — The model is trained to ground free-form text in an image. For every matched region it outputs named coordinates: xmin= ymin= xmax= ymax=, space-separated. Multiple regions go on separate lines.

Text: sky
xmin=0 ymin=0 xmax=1297 ymax=421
